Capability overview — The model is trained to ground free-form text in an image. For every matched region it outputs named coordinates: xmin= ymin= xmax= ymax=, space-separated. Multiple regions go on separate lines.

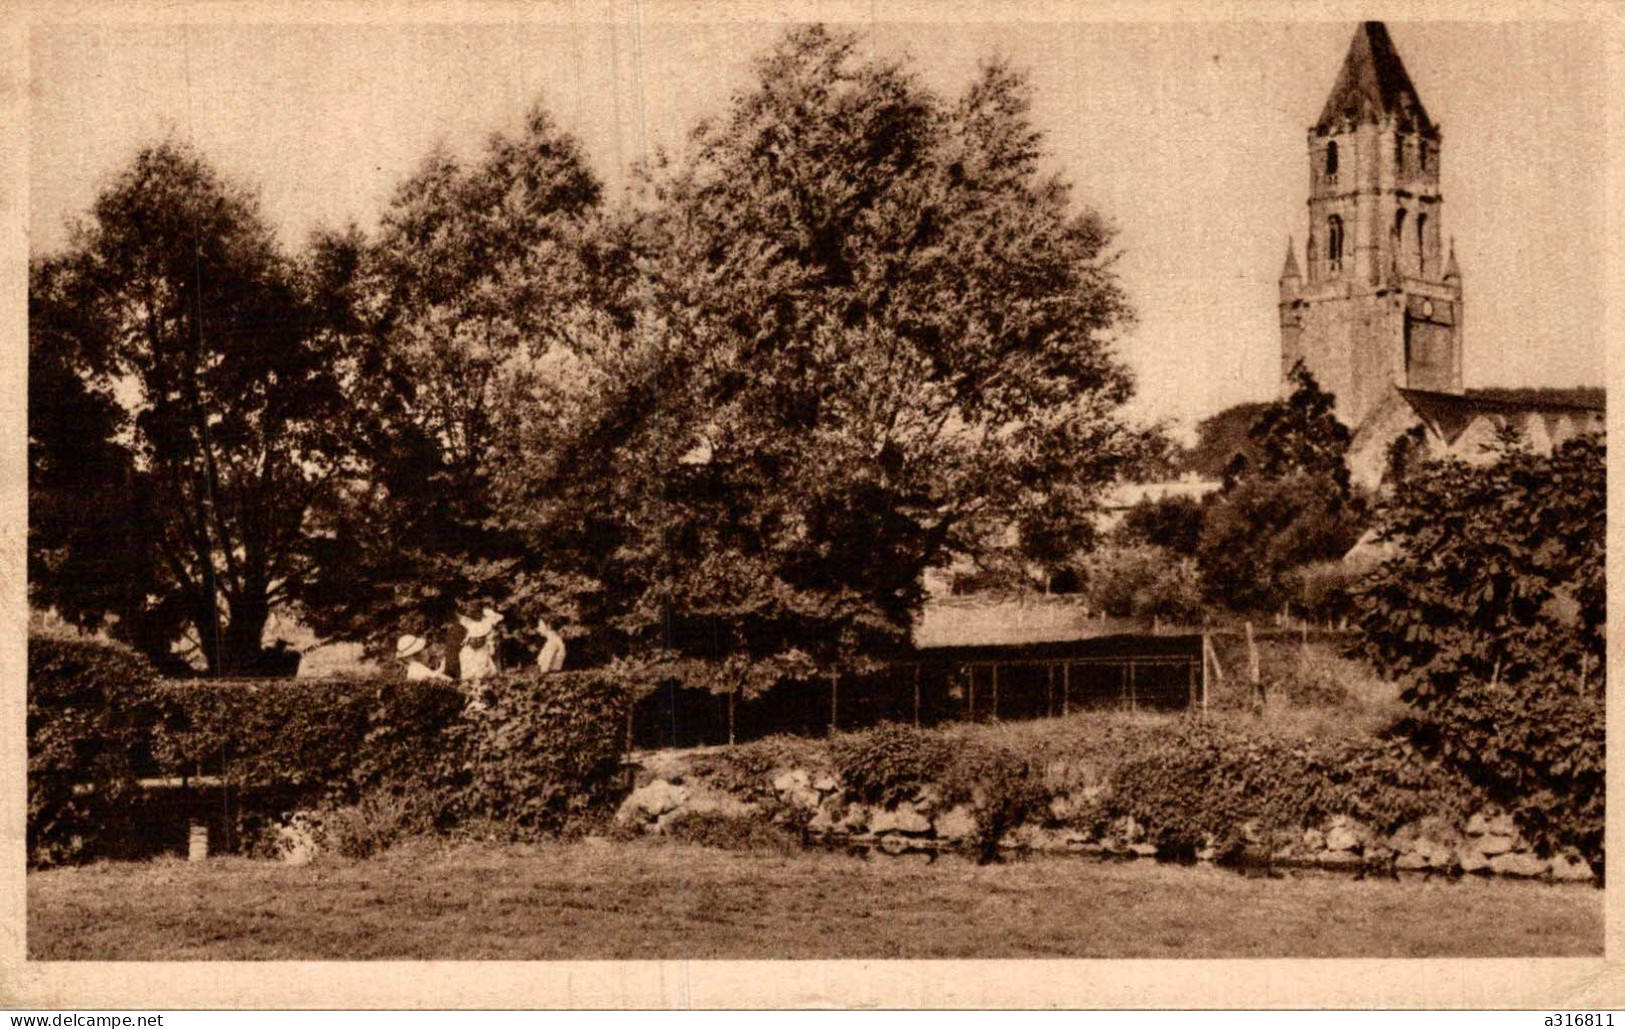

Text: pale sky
xmin=28 ymin=14 xmax=1608 ymax=434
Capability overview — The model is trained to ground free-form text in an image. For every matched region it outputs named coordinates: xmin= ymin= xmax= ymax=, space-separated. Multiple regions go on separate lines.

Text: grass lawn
xmin=28 ymin=838 xmax=1601 ymax=960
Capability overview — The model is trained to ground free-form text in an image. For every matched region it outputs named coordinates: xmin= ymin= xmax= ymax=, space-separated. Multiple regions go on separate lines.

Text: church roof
xmin=1397 ymin=387 xmax=1604 ymax=446
xmin=1315 ymin=22 xmax=1436 ymax=138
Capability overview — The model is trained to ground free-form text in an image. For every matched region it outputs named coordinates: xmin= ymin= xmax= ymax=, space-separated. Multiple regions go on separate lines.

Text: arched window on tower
xmin=1416 ymin=213 xmax=1428 ymax=275
xmin=1325 ymin=141 xmax=1338 ymax=183
xmin=1394 ymin=133 xmax=1406 ymax=177
xmin=1326 ymin=215 xmax=1345 ymax=274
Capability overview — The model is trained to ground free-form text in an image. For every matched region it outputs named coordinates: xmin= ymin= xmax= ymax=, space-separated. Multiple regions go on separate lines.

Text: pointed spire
xmin=1315 ymin=22 xmax=1435 ymax=137
xmin=1281 ymin=236 xmax=1301 ymax=280
xmin=1445 ymin=237 xmax=1460 ymax=280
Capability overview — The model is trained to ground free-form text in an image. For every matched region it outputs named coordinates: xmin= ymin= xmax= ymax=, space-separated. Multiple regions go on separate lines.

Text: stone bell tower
xmin=1279 ymin=21 xmax=1464 ymax=428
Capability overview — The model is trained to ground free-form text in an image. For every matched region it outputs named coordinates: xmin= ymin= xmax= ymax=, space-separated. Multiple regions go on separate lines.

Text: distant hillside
xmin=1465 ymin=386 xmax=1604 ymax=410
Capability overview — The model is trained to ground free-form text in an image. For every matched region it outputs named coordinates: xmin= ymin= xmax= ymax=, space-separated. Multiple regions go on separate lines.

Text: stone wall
xmin=615 ymin=761 xmax=1597 ymax=884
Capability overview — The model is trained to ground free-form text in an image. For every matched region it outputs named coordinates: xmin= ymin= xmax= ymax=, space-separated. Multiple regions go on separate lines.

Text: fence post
xmin=991 ymin=664 xmax=1000 ymax=722
xmin=967 ymin=667 xmax=975 ymax=722
xmin=1128 ymin=660 xmax=1137 ymax=712
xmin=1062 ymin=663 xmax=1071 ymax=716
xmin=913 ymin=664 xmax=921 ymax=727
xmin=829 ymin=673 xmax=839 ymax=736
xmin=1246 ymin=620 xmax=1263 ymax=713
xmin=1187 ymin=654 xmax=1197 ymax=712
xmin=1201 ymin=633 xmax=1210 ymax=719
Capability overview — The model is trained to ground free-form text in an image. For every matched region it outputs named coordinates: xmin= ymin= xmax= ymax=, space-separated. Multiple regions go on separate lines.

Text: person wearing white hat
xmin=457 ymin=608 xmax=505 ymax=682
xmin=396 ymin=634 xmax=449 ymax=681
xmin=536 ymin=619 xmax=566 ymax=674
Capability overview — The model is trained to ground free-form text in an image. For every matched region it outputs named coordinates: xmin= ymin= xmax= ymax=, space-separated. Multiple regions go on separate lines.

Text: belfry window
xmin=1394 ymin=133 xmax=1405 ymax=175
xmin=1326 ymin=215 xmax=1345 ymax=273
xmin=1325 ymin=141 xmax=1339 ymax=181
xmin=1393 ymin=208 xmax=1407 ymax=270
xmin=1416 ymin=213 xmax=1428 ymax=274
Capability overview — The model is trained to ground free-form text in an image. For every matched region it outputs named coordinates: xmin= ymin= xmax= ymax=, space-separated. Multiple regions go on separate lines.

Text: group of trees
xmin=30 ymin=26 xmax=1146 ymax=683
xmin=1077 ymin=361 xmax=1369 ymax=622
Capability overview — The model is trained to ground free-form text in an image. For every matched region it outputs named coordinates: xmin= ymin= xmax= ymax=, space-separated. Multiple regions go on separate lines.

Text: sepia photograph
xmin=7 ymin=0 xmax=1615 ymax=1006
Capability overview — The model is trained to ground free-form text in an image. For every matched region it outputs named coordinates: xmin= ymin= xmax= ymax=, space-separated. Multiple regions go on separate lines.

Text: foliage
xmin=1113 ymin=493 xmax=1205 ymax=555
xmin=831 ymin=724 xmax=959 ymax=809
xmin=497 ymin=26 xmax=1140 ymax=678
xmin=1222 ymin=361 xmax=1352 ymax=492
xmin=1071 ymin=544 xmax=1205 ymax=623
xmin=29 ymin=141 xmax=363 ymax=673
xmin=1104 ymin=720 xmax=1481 ymax=857
xmin=27 ymin=631 xmax=639 ymax=864
xmin=1282 ymin=560 xmax=1362 ymax=626
xmin=1195 ymin=366 xmax=1366 ymax=613
xmin=1181 ymin=400 xmax=1271 ymax=480
xmin=297 ymin=106 xmax=620 ymax=657
xmin=1354 ymin=435 xmax=1605 ymax=862
xmin=27 ymin=633 xmax=164 ymax=866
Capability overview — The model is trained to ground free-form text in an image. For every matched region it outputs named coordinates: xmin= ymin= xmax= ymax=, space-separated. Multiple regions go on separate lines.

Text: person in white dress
xmin=396 ymin=634 xmax=449 ymax=681
xmin=536 ymin=619 xmax=566 ymax=673
xmin=458 ymin=607 xmax=505 ymax=682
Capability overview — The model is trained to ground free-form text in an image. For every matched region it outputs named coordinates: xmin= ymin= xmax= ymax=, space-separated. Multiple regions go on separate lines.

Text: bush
xmin=437 ymin=671 xmax=633 ymax=834
xmin=1104 ymin=720 xmax=1481 ymax=858
xmin=1355 ymin=436 xmax=1605 ymax=864
xmin=1073 ymin=544 xmax=1205 ymax=623
xmin=27 ymin=633 xmax=165 ymax=866
xmin=28 ymin=633 xmax=640 ymax=863
xmin=831 ymin=724 xmax=957 ymax=808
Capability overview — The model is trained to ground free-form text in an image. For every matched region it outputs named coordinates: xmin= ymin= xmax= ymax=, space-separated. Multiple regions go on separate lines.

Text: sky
xmin=28 ymin=12 xmax=1608 ymax=436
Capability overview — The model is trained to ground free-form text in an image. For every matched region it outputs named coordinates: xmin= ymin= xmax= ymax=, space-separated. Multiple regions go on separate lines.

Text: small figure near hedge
xmin=457 ymin=608 xmax=505 ymax=682
xmin=536 ymin=619 xmax=567 ymax=674
xmin=395 ymin=634 xmax=450 ymax=681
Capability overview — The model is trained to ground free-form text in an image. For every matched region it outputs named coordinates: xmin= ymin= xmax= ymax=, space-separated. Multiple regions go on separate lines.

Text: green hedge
xmin=1101 ymin=720 xmax=1484 ymax=858
xmin=28 ymin=632 xmax=635 ymax=866
xmin=27 ymin=633 xmax=163 ymax=866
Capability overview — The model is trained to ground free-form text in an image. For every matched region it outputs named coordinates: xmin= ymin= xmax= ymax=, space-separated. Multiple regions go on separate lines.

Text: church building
xmin=1279 ymin=22 xmax=1603 ymax=488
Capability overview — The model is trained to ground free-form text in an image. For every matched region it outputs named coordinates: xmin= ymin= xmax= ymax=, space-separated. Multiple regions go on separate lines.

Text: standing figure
xmin=458 ymin=607 xmax=505 ymax=682
xmin=536 ymin=619 xmax=566 ymax=673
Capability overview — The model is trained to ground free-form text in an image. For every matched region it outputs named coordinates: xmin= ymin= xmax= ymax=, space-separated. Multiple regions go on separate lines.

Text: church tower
xmin=1279 ymin=22 xmax=1464 ymax=429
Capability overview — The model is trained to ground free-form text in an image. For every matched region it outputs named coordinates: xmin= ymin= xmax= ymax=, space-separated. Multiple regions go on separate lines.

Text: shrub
xmin=1104 ymin=720 xmax=1480 ymax=858
xmin=1073 ymin=544 xmax=1205 ymax=623
xmin=831 ymin=724 xmax=957 ymax=808
xmin=27 ymin=633 xmax=166 ymax=866
xmin=1355 ymin=436 xmax=1605 ymax=864
xmin=438 ymin=671 xmax=633 ymax=834
xmin=1113 ymin=494 xmax=1205 ymax=555
xmin=317 ymin=792 xmax=421 ymax=860
xmin=29 ymin=636 xmax=640 ymax=862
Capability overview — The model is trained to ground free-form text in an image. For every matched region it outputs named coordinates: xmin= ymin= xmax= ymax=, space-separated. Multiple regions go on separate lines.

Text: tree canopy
xmin=29 ymin=141 xmax=360 ymax=673
xmin=496 ymin=27 xmax=1140 ymax=685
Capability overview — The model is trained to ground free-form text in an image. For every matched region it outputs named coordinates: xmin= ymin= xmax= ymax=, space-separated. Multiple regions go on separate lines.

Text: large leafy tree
xmin=1354 ymin=435 xmax=1604 ymax=862
xmin=294 ymin=105 xmax=620 ymax=646
xmin=503 ymin=27 xmax=1140 ymax=685
xmin=1197 ymin=362 xmax=1366 ymax=611
xmin=29 ymin=141 xmax=357 ymax=674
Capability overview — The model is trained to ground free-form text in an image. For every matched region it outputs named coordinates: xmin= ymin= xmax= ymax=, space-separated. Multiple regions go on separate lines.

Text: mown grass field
xmin=29 ymin=838 xmax=1601 ymax=960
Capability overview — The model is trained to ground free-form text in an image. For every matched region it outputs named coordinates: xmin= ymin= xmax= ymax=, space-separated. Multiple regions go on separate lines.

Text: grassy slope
xmin=29 ymin=839 xmax=1600 ymax=960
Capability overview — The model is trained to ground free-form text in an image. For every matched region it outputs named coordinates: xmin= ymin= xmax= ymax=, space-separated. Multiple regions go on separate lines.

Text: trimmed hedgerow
xmin=152 ymin=671 xmax=634 ymax=840
xmin=27 ymin=633 xmax=165 ymax=866
xmin=1101 ymin=719 xmax=1482 ymax=858
xmin=28 ymin=630 xmax=640 ymax=865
